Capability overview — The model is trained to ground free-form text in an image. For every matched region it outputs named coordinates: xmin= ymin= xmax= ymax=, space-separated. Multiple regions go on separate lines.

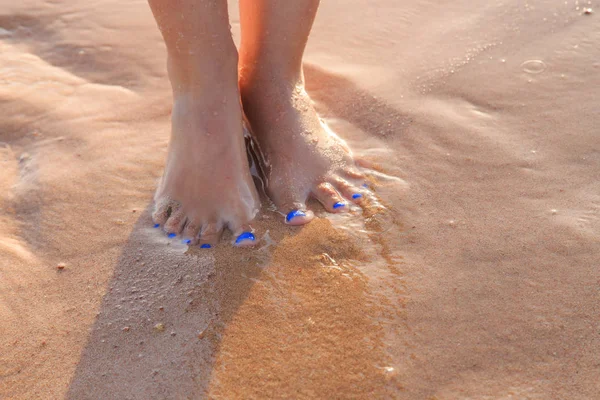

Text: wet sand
xmin=1 ymin=0 xmax=599 ymax=398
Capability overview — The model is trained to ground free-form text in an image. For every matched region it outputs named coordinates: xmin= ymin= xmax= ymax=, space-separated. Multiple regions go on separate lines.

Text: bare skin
xmin=239 ymin=0 xmax=368 ymax=225
xmin=148 ymin=0 xmax=367 ymax=247
xmin=149 ymin=0 xmax=259 ymax=247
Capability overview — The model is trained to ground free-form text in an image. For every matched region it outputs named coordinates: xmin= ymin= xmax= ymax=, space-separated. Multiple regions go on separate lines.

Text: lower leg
xmin=238 ymin=0 xmax=319 ymax=86
xmin=149 ymin=0 xmax=259 ymax=246
xmin=149 ymin=0 xmax=238 ymax=88
xmin=239 ymin=0 xmax=368 ymax=225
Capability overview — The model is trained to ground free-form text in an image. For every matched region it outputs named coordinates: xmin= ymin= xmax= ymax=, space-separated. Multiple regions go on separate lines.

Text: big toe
xmin=274 ymin=199 xmax=315 ymax=225
xmin=232 ymin=224 xmax=258 ymax=247
xmin=284 ymin=208 xmax=315 ymax=226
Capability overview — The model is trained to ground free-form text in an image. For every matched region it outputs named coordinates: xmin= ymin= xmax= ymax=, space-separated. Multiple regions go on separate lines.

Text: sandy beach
xmin=1 ymin=0 xmax=599 ymax=398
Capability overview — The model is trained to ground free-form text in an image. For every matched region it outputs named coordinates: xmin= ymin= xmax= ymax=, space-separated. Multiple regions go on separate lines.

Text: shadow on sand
xmin=67 ymin=206 xmax=266 ymax=399
xmin=304 ymin=64 xmax=410 ymax=138
xmin=67 ymin=65 xmax=404 ymax=399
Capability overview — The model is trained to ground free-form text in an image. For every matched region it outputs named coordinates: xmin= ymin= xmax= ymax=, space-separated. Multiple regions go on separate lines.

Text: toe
xmin=275 ymin=193 xmax=315 ymax=225
xmin=182 ymin=220 xmax=201 ymax=244
xmin=312 ymin=182 xmax=348 ymax=213
xmin=233 ymin=229 xmax=257 ymax=247
xmin=342 ymin=167 xmax=366 ymax=182
xmin=278 ymin=202 xmax=314 ymax=226
xmin=284 ymin=209 xmax=315 ymax=225
xmin=198 ymin=222 xmax=222 ymax=248
xmin=163 ymin=210 xmax=186 ymax=236
xmin=152 ymin=200 xmax=179 ymax=226
xmin=268 ymin=180 xmax=315 ymax=225
xmin=330 ymin=177 xmax=367 ymax=204
xmin=231 ymin=222 xmax=258 ymax=247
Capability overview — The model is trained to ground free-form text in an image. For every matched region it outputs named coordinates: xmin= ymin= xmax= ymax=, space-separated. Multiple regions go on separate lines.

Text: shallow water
xmin=1 ymin=0 xmax=599 ymax=399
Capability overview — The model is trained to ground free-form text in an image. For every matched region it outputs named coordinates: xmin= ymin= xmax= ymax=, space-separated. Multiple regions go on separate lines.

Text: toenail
xmin=235 ymin=232 xmax=255 ymax=244
xmin=153 ymin=223 xmax=160 ymax=228
xmin=167 ymin=232 xmax=177 ymax=238
xmin=352 ymin=193 xmax=363 ymax=199
xmin=362 ymin=183 xmax=369 ymax=188
xmin=286 ymin=209 xmax=306 ymax=222
xmin=333 ymin=202 xmax=346 ymax=209
xmin=200 ymin=244 xmax=212 ymax=249
xmin=182 ymin=239 xmax=191 ymax=245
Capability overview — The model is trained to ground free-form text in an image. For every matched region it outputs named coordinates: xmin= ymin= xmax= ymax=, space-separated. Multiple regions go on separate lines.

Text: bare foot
xmin=240 ymin=74 xmax=369 ymax=225
xmin=148 ymin=0 xmax=262 ymax=247
xmin=153 ymin=81 xmax=260 ymax=247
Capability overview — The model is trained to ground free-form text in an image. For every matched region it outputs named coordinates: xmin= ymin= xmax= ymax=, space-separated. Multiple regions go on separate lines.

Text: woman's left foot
xmin=240 ymin=73 xmax=369 ymax=226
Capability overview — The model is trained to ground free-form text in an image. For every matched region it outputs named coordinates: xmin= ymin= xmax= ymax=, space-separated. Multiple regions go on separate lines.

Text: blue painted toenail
xmin=235 ymin=232 xmax=255 ymax=244
xmin=153 ymin=223 xmax=160 ymax=228
xmin=167 ymin=233 xmax=176 ymax=239
xmin=362 ymin=183 xmax=369 ymax=188
xmin=200 ymin=244 xmax=211 ymax=249
xmin=333 ymin=202 xmax=345 ymax=209
xmin=286 ymin=209 xmax=306 ymax=222
xmin=352 ymin=193 xmax=363 ymax=199
xmin=182 ymin=239 xmax=191 ymax=245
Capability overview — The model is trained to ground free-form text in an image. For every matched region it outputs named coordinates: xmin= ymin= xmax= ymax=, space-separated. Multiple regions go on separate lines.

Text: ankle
xmin=239 ymin=62 xmax=303 ymax=99
xmin=168 ymin=51 xmax=239 ymax=94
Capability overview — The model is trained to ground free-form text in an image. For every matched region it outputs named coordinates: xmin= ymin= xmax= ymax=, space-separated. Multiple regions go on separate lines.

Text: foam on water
xmin=521 ymin=59 xmax=547 ymax=74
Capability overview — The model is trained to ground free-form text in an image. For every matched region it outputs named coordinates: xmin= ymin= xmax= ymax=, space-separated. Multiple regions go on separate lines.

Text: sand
xmin=1 ymin=0 xmax=599 ymax=398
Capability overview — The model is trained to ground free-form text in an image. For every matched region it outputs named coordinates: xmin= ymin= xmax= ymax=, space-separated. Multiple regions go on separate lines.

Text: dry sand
xmin=1 ymin=0 xmax=599 ymax=398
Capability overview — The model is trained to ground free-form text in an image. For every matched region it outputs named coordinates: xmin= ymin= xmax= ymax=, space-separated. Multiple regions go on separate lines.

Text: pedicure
xmin=182 ymin=239 xmax=192 ymax=245
xmin=362 ymin=183 xmax=369 ymax=188
xmin=352 ymin=193 xmax=363 ymax=199
xmin=286 ymin=209 xmax=306 ymax=222
xmin=333 ymin=202 xmax=346 ymax=209
xmin=153 ymin=223 xmax=160 ymax=228
xmin=167 ymin=232 xmax=177 ymax=238
xmin=235 ymin=232 xmax=255 ymax=245
xmin=200 ymin=244 xmax=212 ymax=249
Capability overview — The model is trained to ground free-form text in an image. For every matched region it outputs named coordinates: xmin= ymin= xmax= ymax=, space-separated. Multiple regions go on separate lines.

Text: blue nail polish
xmin=167 ymin=232 xmax=176 ymax=238
xmin=362 ymin=183 xmax=369 ymax=188
xmin=333 ymin=202 xmax=345 ymax=209
xmin=182 ymin=239 xmax=191 ymax=245
xmin=286 ymin=209 xmax=306 ymax=222
xmin=352 ymin=193 xmax=363 ymax=199
xmin=200 ymin=244 xmax=211 ymax=249
xmin=235 ymin=232 xmax=255 ymax=244
xmin=153 ymin=223 xmax=160 ymax=228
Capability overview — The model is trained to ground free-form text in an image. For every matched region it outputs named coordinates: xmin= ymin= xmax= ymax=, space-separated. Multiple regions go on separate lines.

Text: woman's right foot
xmin=153 ymin=56 xmax=260 ymax=248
